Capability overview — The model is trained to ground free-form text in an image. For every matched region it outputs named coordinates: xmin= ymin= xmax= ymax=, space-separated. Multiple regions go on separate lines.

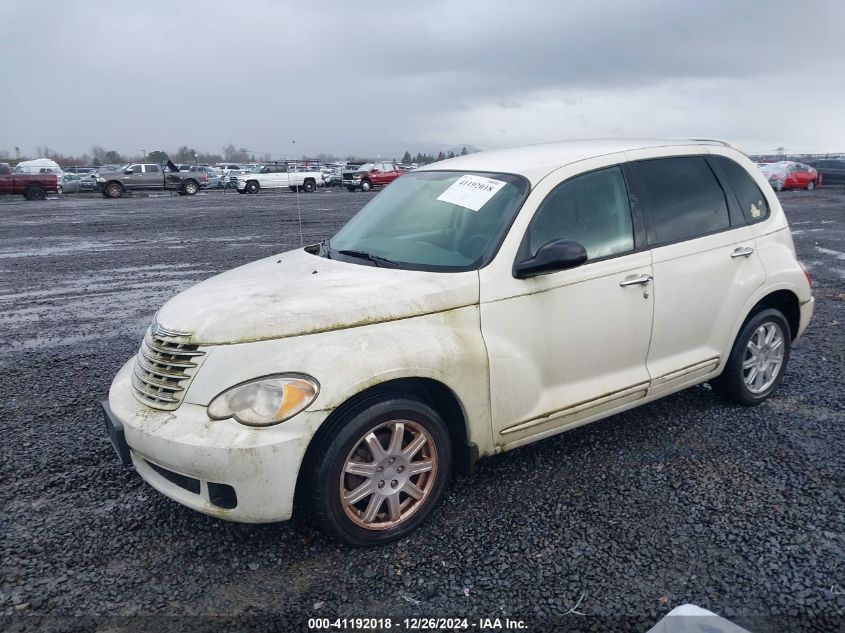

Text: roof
xmin=415 ymin=138 xmax=741 ymax=185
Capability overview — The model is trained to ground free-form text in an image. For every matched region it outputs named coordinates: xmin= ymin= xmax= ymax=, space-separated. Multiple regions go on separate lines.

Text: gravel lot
xmin=0 ymin=187 xmax=843 ymax=632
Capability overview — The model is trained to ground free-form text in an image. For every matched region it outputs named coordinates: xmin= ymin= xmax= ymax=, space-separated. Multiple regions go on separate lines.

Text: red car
xmin=0 ymin=163 xmax=59 ymax=200
xmin=758 ymin=161 xmax=821 ymax=191
xmin=342 ymin=161 xmax=404 ymax=192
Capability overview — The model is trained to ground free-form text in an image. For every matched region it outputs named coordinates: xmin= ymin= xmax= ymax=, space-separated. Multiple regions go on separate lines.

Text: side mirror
xmin=514 ymin=239 xmax=588 ymax=279
xmin=124 ymin=168 xmax=133 ymax=175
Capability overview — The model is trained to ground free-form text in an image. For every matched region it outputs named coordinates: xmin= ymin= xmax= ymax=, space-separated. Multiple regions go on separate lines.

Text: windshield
xmin=356 ymin=164 xmax=374 ymax=172
xmin=249 ymin=165 xmax=263 ymax=173
xmin=327 ymin=170 xmax=530 ymax=272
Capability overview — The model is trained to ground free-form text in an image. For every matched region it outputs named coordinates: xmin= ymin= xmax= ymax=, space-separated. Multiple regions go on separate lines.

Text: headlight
xmin=96 ymin=177 xmax=105 ymax=182
xmin=207 ymin=374 xmax=319 ymax=426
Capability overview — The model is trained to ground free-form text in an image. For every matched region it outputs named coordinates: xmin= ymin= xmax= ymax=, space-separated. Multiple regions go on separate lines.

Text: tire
xmin=57 ymin=185 xmax=63 ymax=195
xmin=24 ymin=186 xmax=47 ymax=201
xmin=710 ymin=308 xmax=791 ymax=406
xmin=307 ymin=395 xmax=452 ymax=546
xmin=807 ymin=180 xmax=816 ymax=191
xmin=774 ymin=180 xmax=784 ymax=192
xmin=360 ymin=179 xmax=372 ymax=192
xmin=346 ymin=186 xmax=357 ymax=192
xmin=105 ymin=183 xmax=124 ymax=199
xmin=246 ymin=181 xmax=259 ymax=194
xmin=303 ymin=179 xmax=316 ymax=193
xmin=183 ymin=180 xmax=199 ymax=195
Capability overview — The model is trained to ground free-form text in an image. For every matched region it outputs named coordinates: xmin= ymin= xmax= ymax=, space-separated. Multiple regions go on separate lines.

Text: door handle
xmin=731 ymin=246 xmax=755 ymax=258
xmin=619 ymin=274 xmax=653 ymax=287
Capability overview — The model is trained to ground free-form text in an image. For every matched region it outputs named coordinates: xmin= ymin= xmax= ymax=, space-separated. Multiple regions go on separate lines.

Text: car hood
xmin=154 ymin=248 xmax=480 ymax=345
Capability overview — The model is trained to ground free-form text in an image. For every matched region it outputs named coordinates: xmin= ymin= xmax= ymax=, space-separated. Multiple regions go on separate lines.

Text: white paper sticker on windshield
xmin=436 ymin=174 xmax=507 ymax=211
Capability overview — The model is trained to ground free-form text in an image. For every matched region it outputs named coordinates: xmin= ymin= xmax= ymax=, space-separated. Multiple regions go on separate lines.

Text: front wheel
xmin=710 ymin=308 xmax=791 ymax=406
xmin=104 ymin=183 xmax=123 ymax=199
xmin=246 ymin=181 xmax=259 ymax=194
xmin=308 ymin=396 xmax=452 ymax=546
xmin=807 ymin=180 xmax=816 ymax=191
xmin=360 ymin=179 xmax=372 ymax=192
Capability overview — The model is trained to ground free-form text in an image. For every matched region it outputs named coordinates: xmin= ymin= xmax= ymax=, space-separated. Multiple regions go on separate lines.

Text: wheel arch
xmin=751 ymin=289 xmax=801 ymax=340
xmin=294 ymin=376 xmax=475 ymax=513
xmin=715 ymin=285 xmax=803 ymax=382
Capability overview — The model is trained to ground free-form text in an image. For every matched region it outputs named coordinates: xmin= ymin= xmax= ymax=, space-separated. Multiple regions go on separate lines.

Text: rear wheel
xmin=303 ymin=179 xmax=316 ymax=193
xmin=183 ymin=180 xmax=199 ymax=195
xmin=24 ymin=186 xmax=47 ymax=201
xmin=308 ymin=395 xmax=452 ymax=546
xmin=711 ymin=308 xmax=791 ymax=406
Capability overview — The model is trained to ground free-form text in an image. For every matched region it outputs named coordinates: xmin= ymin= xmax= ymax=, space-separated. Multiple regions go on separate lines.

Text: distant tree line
xmin=0 ymin=144 xmax=475 ymax=167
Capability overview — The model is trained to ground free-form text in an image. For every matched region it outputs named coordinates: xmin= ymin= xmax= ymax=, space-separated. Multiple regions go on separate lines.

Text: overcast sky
xmin=2 ymin=0 xmax=844 ymax=160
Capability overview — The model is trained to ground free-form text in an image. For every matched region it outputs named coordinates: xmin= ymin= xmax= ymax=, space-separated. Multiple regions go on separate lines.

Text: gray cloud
xmin=1 ymin=0 xmax=843 ymax=159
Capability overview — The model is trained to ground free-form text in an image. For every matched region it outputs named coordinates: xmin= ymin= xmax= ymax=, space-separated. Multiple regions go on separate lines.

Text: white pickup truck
xmin=236 ymin=163 xmax=323 ymax=194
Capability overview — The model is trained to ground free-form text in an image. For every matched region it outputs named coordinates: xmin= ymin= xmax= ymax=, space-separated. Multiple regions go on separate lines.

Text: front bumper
xmin=341 ymin=179 xmax=361 ymax=186
xmin=106 ymin=359 xmax=327 ymax=523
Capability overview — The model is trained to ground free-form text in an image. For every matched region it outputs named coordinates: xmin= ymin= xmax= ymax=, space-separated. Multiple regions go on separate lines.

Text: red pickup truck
xmin=0 ymin=163 xmax=59 ymax=200
xmin=341 ymin=161 xmax=405 ymax=192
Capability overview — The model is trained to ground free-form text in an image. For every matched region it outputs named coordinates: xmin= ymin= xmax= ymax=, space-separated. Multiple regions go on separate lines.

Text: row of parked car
xmin=56 ymin=160 xmax=409 ymax=196
xmin=754 ymin=158 xmax=845 ymax=191
xmin=6 ymin=154 xmax=844 ymax=201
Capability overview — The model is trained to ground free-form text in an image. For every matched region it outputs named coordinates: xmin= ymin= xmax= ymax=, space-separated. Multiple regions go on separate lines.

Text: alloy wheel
xmin=742 ymin=322 xmax=785 ymax=394
xmin=340 ymin=419 xmax=437 ymax=530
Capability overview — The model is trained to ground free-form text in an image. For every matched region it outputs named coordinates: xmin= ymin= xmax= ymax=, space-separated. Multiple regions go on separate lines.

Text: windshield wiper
xmin=337 ymin=249 xmax=402 ymax=268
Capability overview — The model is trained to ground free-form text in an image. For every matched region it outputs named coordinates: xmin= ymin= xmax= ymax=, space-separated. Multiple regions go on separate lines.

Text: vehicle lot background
xmin=0 ymin=188 xmax=843 ymax=631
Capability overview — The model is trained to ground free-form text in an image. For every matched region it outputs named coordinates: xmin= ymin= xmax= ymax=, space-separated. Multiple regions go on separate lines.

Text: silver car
xmin=58 ymin=174 xmax=83 ymax=194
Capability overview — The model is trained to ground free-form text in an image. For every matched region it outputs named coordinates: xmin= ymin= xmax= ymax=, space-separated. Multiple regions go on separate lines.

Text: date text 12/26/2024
xmin=308 ymin=617 xmax=527 ymax=630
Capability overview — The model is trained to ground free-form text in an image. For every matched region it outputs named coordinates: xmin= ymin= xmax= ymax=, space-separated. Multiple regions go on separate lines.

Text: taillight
xmin=800 ymin=261 xmax=812 ymax=288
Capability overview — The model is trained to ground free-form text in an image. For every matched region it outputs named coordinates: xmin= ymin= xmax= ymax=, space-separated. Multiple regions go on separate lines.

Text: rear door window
xmin=711 ymin=156 xmax=769 ymax=223
xmin=629 ymin=157 xmax=730 ymax=245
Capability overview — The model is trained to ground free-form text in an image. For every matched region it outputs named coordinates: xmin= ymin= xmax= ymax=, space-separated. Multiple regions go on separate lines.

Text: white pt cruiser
xmin=104 ymin=139 xmax=814 ymax=546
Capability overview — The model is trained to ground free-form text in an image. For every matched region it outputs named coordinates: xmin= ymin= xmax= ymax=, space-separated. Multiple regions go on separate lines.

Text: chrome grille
xmin=131 ymin=326 xmax=204 ymax=410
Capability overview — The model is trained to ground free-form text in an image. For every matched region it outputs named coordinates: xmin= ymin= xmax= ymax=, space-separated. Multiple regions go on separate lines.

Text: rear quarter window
xmin=711 ymin=155 xmax=769 ymax=223
xmin=628 ymin=156 xmax=730 ymax=245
